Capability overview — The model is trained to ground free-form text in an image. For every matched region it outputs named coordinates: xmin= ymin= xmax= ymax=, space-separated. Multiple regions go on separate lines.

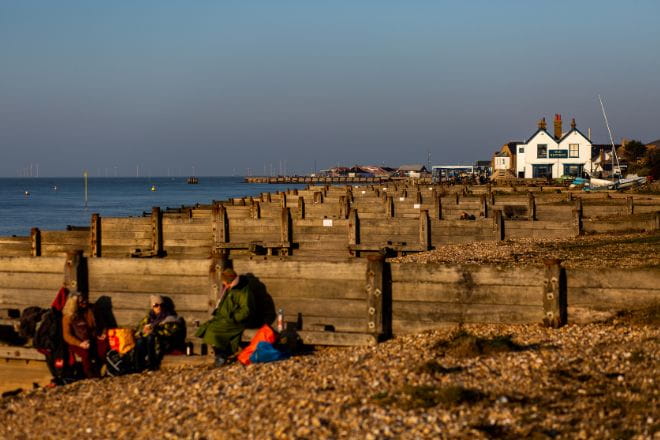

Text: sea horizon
xmin=0 ymin=176 xmax=304 ymax=237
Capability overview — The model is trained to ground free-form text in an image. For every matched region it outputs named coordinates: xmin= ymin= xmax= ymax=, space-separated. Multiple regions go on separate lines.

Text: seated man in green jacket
xmin=195 ymin=268 xmax=254 ymax=367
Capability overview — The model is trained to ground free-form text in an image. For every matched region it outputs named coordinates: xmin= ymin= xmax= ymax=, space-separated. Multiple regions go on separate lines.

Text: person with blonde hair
xmin=61 ymin=292 xmax=107 ymax=378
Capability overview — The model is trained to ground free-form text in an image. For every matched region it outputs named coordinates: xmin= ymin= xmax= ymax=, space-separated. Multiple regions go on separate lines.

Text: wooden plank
xmin=88 ymin=274 xmax=209 ymax=294
xmin=255 ymin=278 xmax=365 ymax=300
xmin=392 ymin=302 xmax=543 ymax=324
xmin=0 ymin=288 xmax=60 ymax=308
xmin=242 ymin=329 xmax=377 ymax=347
xmin=568 ymin=268 xmax=660 ymax=290
xmin=390 ymin=263 xmax=544 ymax=285
xmin=0 ymin=257 xmax=65 ymax=273
xmin=391 ymin=282 xmax=542 ymax=305
xmin=233 ymin=259 xmax=366 ymax=281
xmin=87 ymin=258 xmax=210 ymax=277
xmin=0 ymin=346 xmax=44 ymax=361
xmin=567 ymin=288 xmax=660 ymax=307
xmin=0 ymin=272 xmax=64 ymax=289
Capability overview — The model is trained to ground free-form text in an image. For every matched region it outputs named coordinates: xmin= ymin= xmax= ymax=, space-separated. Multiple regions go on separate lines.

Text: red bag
xmin=237 ymin=325 xmax=277 ymax=366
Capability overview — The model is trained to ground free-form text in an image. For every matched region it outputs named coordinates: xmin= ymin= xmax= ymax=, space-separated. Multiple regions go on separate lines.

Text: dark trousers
xmin=68 ymin=339 xmax=108 ymax=378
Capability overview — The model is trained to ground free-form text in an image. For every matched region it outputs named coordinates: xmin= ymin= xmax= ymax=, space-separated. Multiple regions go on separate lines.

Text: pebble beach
xmin=1 ymin=313 xmax=658 ymax=439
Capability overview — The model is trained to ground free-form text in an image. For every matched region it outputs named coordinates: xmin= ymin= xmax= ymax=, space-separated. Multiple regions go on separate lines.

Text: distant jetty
xmin=244 ymin=176 xmax=413 ymax=184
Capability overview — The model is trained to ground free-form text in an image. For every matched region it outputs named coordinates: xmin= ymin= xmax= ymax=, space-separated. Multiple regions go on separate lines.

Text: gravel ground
xmin=391 ymin=232 xmax=660 ymax=269
xmin=1 ymin=312 xmax=658 ymax=439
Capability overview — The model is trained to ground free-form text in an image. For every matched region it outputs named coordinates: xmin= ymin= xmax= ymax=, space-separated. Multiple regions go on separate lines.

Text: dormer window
xmin=537 ymin=144 xmax=547 ymax=158
xmin=569 ymin=143 xmax=579 ymax=158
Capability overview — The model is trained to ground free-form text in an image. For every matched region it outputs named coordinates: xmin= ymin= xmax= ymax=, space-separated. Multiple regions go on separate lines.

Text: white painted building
xmin=515 ymin=114 xmax=592 ymax=179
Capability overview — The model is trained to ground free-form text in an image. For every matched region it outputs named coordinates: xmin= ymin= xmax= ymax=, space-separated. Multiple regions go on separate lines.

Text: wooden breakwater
xmin=1 ymin=252 xmax=659 ymax=358
xmin=1 ymin=184 xmax=658 ymax=259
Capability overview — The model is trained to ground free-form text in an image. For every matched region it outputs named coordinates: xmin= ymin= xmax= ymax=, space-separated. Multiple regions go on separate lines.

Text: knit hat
xmin=150 ymin=295 xmax=164 ymax=307
xmin=220 ymin=268 xmax=237 ymax=283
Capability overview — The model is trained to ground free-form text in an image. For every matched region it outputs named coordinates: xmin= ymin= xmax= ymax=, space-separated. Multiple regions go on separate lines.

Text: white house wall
xmin=516 ymin=130 xmax=592 ymax=178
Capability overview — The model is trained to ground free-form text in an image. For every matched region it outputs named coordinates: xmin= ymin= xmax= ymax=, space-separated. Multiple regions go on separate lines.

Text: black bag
xmin=30 ymin=307 xmax=72 ymax=383
xmin=106 ymin=349 xmax=135 ymax=376
xmin=18 ymin=306 xmax=45 ymax=340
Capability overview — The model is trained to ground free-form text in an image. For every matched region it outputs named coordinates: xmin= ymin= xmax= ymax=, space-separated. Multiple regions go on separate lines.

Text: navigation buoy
xmin=151 ymin=185 xmax=157 ymax=192
xmin=24 ymin=190 xmax=30 ymax=197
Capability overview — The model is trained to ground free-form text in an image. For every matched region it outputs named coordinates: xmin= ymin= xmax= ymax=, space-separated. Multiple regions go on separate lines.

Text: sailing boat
xmin=588 ymin=96 xmax=646 ymax=190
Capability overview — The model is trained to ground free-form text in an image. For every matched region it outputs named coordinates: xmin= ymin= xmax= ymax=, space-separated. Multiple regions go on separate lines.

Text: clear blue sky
xmin=1 ymin=1 xmax=659 ymax=177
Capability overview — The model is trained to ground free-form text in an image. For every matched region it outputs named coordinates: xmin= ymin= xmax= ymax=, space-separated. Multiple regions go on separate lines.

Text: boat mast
xmin=598 ymin=95 xmax=621 ymax=177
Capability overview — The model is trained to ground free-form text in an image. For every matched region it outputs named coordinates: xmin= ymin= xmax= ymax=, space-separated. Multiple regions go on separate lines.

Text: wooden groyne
xmin=1 ymin=184 xmax=658 ymax=259
xmin=1 ymin=252 xmax=659 ymax=357
xmin=0 ymin=182 xmax=659 ymax=356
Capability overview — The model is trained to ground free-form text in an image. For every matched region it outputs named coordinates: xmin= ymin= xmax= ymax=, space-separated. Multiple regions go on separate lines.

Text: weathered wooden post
xmin=415 ymin=191 xmax=422 ymax=205
xmin=528 ymin=193 xmax=536 ymax=221
xmin=151 ymin=207 xmax=163 ymax=257
xmin=280 ymin=207 xmax=291 ymax=256
xmin=339 ymin=195 xmax=349 ymax=219
xmin=434 ymin=194 xmax=443 ymax=220
xmin=572 ymin=208 xmax=582 ymax=236
xmin=542 ymin=259 xmax=567 ymax=328
xmin=297 ymin=196 xmax=305 ymax=219
xmin=627 ymin=196 xmax=634 ymax=215
xmin=251 ymin=201 xmax=261 ymax=219
xmin=280 ymin=195 xmax=287 ymax=209
xmin=419 ymin=209 xmax=430 ymax=250
xmin=385 ymin=196 xmax=394 ymax=218
xmin=348 ymin=209 xmax=359 ymax=256
xmin=293 ymin=188 xmax=298 ymax=196
xmin=30 ymin=227 xmax=41 ymax=257
xmin=455 ymin=193 xmax=460 ymax=205
xmin=493 ymin=209 xmax=504 ymax=241
xmin=480 ymin=194 xmax=488 ymax=218
xmin=401 ymin=189 xmax=408 ymax=199
xmin=212 ymin=203 xmax=229 ymax=256
xmin=313 ymin=191 xmax=323 ymax=204
xmin=655 ymin=211 xmax=660 ymax=230
xmin=366 ymin=254 xmax=387 ymax=337
xmin=265 ymin=192 xmax=272 ymax=203
xmin=64 ymin=250 xmax=87 ymax=295
xmin=90 ymin=213 xmax=101 ymax=257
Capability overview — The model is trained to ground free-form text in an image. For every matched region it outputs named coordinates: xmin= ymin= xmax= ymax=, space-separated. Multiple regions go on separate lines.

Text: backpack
xmin=18 ymin=306 xmax=46 ymax=340
xmin=105 ymin=349 xmax=135 ymax=376
xmin=33 ymin=308 xmax=64 ymax=353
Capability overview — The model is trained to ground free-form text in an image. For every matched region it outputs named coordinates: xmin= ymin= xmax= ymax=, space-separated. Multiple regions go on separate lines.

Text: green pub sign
xmin=549 ymin=149 xmax=568 ymax=158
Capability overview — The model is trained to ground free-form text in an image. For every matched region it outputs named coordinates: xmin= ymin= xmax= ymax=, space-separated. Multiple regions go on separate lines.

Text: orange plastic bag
xmin=107 ymin=328 xmax=136 ymax=355
xmin=237 ymin=325 xmax=277 ymax=366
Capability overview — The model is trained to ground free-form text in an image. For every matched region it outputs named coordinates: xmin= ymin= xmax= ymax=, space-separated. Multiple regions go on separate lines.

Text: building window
xmin=532 ymin=164 xmax=552 ymax=178
xmin=519 ymin=147 xmax=525 ymax=153
xmin=537 ymin=144 xmax=547 ymax=158
xmin=563 ymin=164 xmax=583 ymax=177
xmin=569 ymin=144 xmax=579 ymax=158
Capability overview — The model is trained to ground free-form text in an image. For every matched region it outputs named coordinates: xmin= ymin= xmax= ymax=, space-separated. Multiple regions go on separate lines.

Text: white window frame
xmin=569 ymin=143 xmax=579 ymax=158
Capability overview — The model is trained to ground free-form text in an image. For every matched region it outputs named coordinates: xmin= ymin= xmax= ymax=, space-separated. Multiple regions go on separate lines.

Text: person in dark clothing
xmin=133 ymin=295 xmax=185 ymax=370
xmin=195 ymin=269 xmax=254 ymax=367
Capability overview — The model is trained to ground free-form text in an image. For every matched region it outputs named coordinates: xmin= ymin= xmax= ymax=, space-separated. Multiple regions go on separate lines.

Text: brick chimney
xmin=538 ymin=117 xmax=547 ymax=130
xmin=571 ymin=118 xmax=576 ymax=130
xmin=554 ymin=114 xmax=562 ymax=139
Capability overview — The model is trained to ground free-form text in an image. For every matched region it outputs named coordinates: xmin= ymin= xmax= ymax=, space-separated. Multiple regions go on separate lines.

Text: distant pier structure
xmin=244 ymin=176 xmax=393 ymax=184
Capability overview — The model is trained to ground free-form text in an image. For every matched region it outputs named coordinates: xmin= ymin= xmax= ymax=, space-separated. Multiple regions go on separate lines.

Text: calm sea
xmin=0 ymin=177 xmax=305 ymax=237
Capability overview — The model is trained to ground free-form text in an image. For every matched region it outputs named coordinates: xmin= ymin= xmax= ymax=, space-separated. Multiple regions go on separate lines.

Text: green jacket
xmin=195 ymin=277 xmax=254 ymax=354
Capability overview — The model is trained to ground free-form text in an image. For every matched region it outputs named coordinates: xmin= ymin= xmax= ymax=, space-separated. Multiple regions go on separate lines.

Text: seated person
xmin=196 ymin=268 xmax=254 ymax=367
xmin=134 ymin=295 xmax=185 ymax=370
xmin=62 ymin=292 xmax=107 ymax=378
